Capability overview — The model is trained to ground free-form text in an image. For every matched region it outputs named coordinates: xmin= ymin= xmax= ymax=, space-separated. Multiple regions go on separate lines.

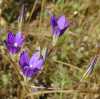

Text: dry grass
xmin=0 ymin=0 xmax=100 ymax=99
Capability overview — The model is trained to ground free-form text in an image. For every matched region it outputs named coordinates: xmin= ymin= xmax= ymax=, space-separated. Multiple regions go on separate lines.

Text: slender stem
xmin=20 ymin=86 xmax=24 ymax=99
xmin=54 ymin=60 xmax=83 ymax=72
xmin=4 ymin=48 xmax=22 ymax=81
xmin=39 ymin=0 xmax=46 ymax=26
xmin=59 ymin=82 xmax=64 ymax=99
xmin=20 ymin=85 xmax=29 ymax=99
xmin=18 ymin=5 xmax=24 ymax=32
xmin=47 ymin=44 xmax=57 ymax=57
xmin=28 ymin=0 xmax=38 ymax=22
xmin=25 ymin=88 xmax=98 ymax=97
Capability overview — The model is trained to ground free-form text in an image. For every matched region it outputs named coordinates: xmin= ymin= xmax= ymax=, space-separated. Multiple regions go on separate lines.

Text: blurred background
xmin=0 ymin=0 xmax=100 ymax=99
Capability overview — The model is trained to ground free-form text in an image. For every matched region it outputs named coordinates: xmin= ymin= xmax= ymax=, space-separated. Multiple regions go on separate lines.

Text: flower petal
xmin=7 ymin=32 xmax=15 ymax=44
xmin=57 ymin=16 xmax=69 ymax=30
xmin=19 ymin=51 xmax=30 ymax=68
xmin=15 ymin=32 xmax=24 ymax=46
xmin=29 ymin=51 xmax=40 ymax=66
xmin=50 ymin=16 xmax=58 ymax=35
xmin=50 ymin=16 xmax=57 ymax=28
xmin=22 ymin=67 xmax=39 ymax=77
xmin=53 ymin=27 xmax=61 ymax=36
xmin=7 ymin=46 xmax=20 ymax=54
xmin=33 ymin=58 xmax=44 ymax=70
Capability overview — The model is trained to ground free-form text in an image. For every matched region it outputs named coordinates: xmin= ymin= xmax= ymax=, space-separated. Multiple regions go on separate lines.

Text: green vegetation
xmin=0 ymin=0 xmax=100 ymax=98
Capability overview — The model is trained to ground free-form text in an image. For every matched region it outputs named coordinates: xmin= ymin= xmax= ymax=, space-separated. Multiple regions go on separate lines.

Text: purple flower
xmin=19 ymin=50 xmax=45 ymax=78
xmin=50 ymin=15 xmax=69 ymax=37
xmin=5 ymin=32 xmax=24 ymax=54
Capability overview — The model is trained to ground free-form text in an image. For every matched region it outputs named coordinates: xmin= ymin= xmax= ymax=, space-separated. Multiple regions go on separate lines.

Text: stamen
xmin=14 ymin=43 xmax=18 ymax=47
xmin=30 ymin=65 xmax=33 ymax=68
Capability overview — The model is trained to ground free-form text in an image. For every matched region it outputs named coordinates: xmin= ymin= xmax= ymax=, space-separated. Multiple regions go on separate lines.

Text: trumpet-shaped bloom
xmin=5 ymin=32 xmax=24 ymax=54
xmin=50 ymin=15 xmax=69 ymax=37
xmin=19 ymin=50 xmax=45 ymax=78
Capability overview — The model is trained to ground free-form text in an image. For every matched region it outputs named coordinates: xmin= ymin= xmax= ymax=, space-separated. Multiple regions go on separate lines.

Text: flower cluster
xmin=19 ymin=50 xmax=45 ymax=77
xmin=50 ymin=15 xmax=69 ymax=46
xmin=5 ymin=15 xmax=69 ymax=78
xmin=5 ymin=32 xmax=24 ymax=54
xmin=50 ymin=15 xmax=69 ymax=37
